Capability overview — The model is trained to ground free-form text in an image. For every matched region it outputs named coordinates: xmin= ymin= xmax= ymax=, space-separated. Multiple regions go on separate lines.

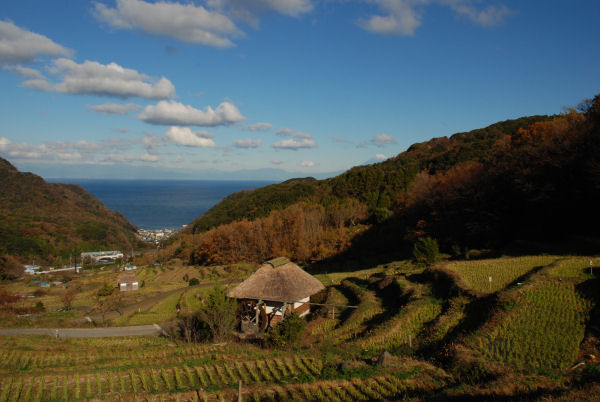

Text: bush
xmin=452 ymin=360 xmax=493 ymax=385
xmin=265 ymin=313 xmax=307 ymax=349
xmin=413 ymin=237 xmax=440 ymax=267
xmin=188 ymin=278 xmax=199 ymax=286
xmin=581 ymin=364 xmax=600 ymax=382
xmin=97 ymin=281 xmax=114 ymax=297
xmin=197 ymin=286 xmax=237 ymax=341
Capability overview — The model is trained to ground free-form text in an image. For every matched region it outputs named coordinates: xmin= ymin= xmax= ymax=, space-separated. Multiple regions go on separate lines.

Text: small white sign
xmin=488 ymin=276 xmax=492 ymax=282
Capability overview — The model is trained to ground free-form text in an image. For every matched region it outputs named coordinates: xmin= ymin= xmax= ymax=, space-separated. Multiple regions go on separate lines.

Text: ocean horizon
xmin=49 ymin=178 xmax=275 ymax=230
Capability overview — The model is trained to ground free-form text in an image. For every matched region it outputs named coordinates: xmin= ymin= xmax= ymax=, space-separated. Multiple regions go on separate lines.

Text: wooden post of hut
xmin=228 ymin=257 xmax=325 ymax=333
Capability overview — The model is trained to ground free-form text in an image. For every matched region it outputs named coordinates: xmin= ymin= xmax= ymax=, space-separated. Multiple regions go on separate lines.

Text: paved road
xmin=0 ymin=324 xmax=165 ymax=338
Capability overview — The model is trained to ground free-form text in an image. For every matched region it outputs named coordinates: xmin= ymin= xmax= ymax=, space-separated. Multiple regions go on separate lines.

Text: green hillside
xmin=0 ymin=158 xmax=139 ymax=263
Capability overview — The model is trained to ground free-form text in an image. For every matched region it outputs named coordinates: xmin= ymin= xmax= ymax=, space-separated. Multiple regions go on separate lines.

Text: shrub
xmin=581 ymin=364 xmax=600 ymax=382
xmin=197 ymin=286 xmax=237 ymax=341
xmin=188 ymin=278 xmax=199 ymax=286
xmin=265 ymin=313 xmax=307 ymax=348
xmin=97 ymin=281 xmax=114 ymax=297
xmin=452 ymin=360 xmax=492 ymax=385
xmin=413 ymin=237 xmax=439 ymax=267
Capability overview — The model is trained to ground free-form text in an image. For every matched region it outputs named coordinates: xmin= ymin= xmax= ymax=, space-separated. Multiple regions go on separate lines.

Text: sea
xmin=49 ymin=179 xmax=275 ymax=230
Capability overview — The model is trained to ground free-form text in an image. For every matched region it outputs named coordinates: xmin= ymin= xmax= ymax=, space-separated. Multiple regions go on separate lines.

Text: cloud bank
xmin=87 ymin=102 xmax=140 ymax=115
xmin=138 ymin=100 xmax=245 ymax=126
xmin=360 ymin=0 xmax=511 ymax=36
xmin=94 ymin=0 xmax=242 ymax=48
xmin=234 ymin=138 xmax=262 ymax=148
xmin=164 ymin=126 xmax=217 ymax=147
xmin=0 ymin=20 xmax=72 ymax=63
xmin=31 ymin=58 xmax=176 ymax=99
xmin=272 ymin=138 xmax=316 ymax=150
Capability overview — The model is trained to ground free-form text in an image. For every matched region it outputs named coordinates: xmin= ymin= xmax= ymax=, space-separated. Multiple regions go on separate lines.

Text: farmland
xmin=0 ymin=254 xmax=599 ymax=400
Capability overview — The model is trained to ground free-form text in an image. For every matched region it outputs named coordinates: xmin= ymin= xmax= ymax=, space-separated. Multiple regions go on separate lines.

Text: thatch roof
xmin=117 ymin=272 xmax=138 ymax=283
xmin=227 ymin=258 xmax=324 ymax=303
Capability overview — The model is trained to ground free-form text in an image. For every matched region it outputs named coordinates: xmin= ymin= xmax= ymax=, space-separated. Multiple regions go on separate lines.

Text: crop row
xmin=330 ymin=280 xmax=383 ymax=343
xmin=446 ymin=255 xmax=558 ymax=293
xmin=0 ymin=343 xmax=221 ymax=371
xmin=421 ymin=296 xmax=468 ymax=346
xmin=548 ymin=256 xmax=599 ymax=279
xmin=358 ymin=300 xmax=443 ymax=353
xmin=249 ymin=375 xmax=416 ymax=401
xmin=475 ymin=281 xmax=594 ymax=369
xmin=0 ymin=356 xmax=322 ymax=401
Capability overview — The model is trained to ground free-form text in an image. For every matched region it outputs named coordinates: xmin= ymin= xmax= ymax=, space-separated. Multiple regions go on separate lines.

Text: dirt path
xmin=87 ymin=278 xmax=241 ymax=323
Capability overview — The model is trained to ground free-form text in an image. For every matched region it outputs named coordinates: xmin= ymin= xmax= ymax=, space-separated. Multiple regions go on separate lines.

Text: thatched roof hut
xmin=228 ymin=257 xmax=324 ymax=329
xmin=117 ymin=272 xmax=139 ymax=291
xmin=228 ymin=257 xmax=324 ymax=303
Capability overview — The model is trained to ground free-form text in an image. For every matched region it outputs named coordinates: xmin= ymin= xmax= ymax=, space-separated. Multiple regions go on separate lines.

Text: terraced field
xmin=445 ymin=255 xmax=558 ymax=293
xmin=470 ymin=256 xmax=598 ymax=370
xmin=1 ymin=255 xmax=598 ymax=400
xmin=0 ymin=335 xmax=447 ymax=401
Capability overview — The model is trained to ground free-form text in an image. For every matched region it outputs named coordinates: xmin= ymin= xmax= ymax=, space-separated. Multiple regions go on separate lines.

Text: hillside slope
xmin=0 ymin=158 xmax=139 ymax=262
xmin=188 ymin=115 xmax=550 ymax=234
xmin=173 ymin=95 xmax=600 ymax=265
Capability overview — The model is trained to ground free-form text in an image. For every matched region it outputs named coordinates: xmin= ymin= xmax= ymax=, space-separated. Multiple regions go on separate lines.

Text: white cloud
xmin=445 ymin=1 xmax=511 ymax=27
xmin=300 ymin=160 xmax=315 ymax=167
xmin=359 ymin=0 xmax=510 ymax=36
xmin=272 ymin=138 xmax=316 ymax=150
xmin=94 ymin=0 xmax=242 ymax=48
xmin=138 ymin=100 xmax=245 ymax=126
xmin=0 ymin=136 xmax=170 ymax=165
xmin=244 ymin=122 xmax=274 ymax=132
xmin=277 ymin=127 xmax=313 ymax=139
xmin=87 ymin=102 xmax=140 ymax=115
xmin=100 ymin=153 xmax=160 ymax=164
xmin=208 ymin=0 xmax=313 ymax=25
xmin=0 ymin=138 xmax=96 ymax=161
xmin=0 ymin=20 xmax=72 ymax=63
xmin=234 ymin=138 xmax=262 ymax=148
xmin=375 ymin=153 xmax=387 ymax=160
xmin=138 ymin=153 xmax=160 ymax=162
xmin=372 ymin=133 xmax=397 ymax=146
xmin=4 ymin=65 xmax=44 ymax=79
xmin=141 ymin=133 xmax=164 ymax=152
xmin=359 ymin=0 xmax=422 ymax=36
xmin=271 ymin=159 xmax=283 ymax=165
xmin=164 ymin=126 xmax=217 ymax=147
xmin=56 ymin=152 xmax=83 ymax=161
xmin=41 ymin=58 xmax=175 ymax=99
xmin=22 ymin=78 xmax=50 ymax=91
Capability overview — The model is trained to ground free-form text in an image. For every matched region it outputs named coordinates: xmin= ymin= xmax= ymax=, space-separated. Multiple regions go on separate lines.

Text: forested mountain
xmin=170 ymin=95 xmax=600 ymax=265
xmin=0 ymin=158 xmax=139 ymax=263
xmin=189 ymin=115 xmax=550 ymax=235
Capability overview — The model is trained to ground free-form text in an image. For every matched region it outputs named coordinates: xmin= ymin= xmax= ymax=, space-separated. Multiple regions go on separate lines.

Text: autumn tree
xmin=61 ymin=289 xmax=77 ymax=311
xmin=0 ymin=255 xmax=23 ymax=280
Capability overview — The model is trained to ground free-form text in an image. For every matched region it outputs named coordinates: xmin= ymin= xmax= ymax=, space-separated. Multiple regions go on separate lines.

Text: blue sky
xmin=1 ymin=0 xmax=599 ymax=180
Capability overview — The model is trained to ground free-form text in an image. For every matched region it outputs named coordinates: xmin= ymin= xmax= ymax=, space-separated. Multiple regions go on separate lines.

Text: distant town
xmin=137 ymin=226 xmax=184 ymax=244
